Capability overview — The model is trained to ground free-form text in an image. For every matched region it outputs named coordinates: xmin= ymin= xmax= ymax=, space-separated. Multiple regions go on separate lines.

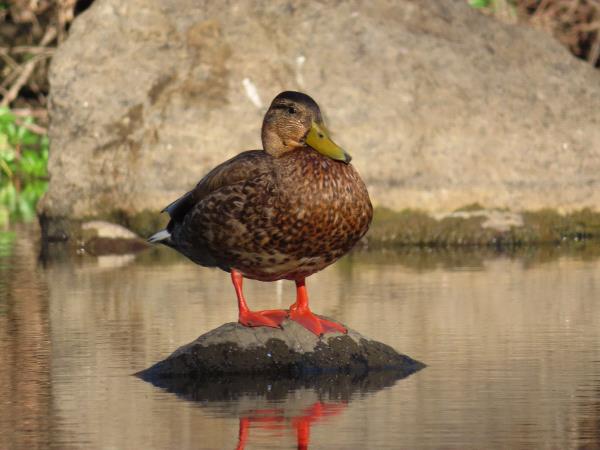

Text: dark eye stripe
xmin=272 ymin=103 xmax=297 ymax=114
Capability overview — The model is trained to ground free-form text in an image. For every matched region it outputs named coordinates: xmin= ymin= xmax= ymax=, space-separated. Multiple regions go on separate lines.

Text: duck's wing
xmin=164 ymin=150 xmax=272 ymax=224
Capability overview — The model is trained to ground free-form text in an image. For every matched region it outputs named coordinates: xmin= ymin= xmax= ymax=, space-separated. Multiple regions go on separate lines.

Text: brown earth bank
xmin=33 ymin=0 xmax=600 ymax=245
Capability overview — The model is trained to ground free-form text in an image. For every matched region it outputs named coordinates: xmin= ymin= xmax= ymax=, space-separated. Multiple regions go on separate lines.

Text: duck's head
xmin=261 ymin=91 xmax=352 ymax=164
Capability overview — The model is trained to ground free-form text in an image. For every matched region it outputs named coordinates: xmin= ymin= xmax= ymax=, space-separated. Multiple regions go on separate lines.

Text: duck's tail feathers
xmin=147 ymin=229 xmax=171 ymax=244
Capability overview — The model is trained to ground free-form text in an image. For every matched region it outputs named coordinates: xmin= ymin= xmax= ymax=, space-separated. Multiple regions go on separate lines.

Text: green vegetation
xmin=468 ymin=0 xmax=516 ymax=10
xmin=0 ymin=231 xmax=15 ymax=258
xmin=0 ymin=107 xmax=48 ymax=224
xmin=468 ymin=0 xmax=494 ymax=8
xmin=0 ymin=231 xmax=15 ymax=315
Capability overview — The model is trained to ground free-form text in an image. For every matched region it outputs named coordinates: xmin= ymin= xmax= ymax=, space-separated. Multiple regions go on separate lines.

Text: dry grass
xmin=521 ymin=0 xmax=600 ymax=67
xmin=477 ymin=0 xmax=600 ymax=67
xmin=0 ymin=0 xmax=78 ymax=118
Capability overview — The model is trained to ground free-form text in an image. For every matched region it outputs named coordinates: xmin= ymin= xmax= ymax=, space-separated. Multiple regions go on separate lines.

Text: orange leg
xmin=236 ymin=417 xmax=250 ymax=450
xmin=288 ymin=278 xmax=347 ymax=336
xmin=295 ymin=417 xmax=310 ymax=450
xmin=232 ymin=269 xmax=287 ymax=328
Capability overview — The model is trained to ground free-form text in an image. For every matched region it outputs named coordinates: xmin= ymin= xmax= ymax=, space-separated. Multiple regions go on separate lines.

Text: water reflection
xmin=0 ymin=226 xmax=51 ymax=450
xmin=344 ymin=243 xmax=600 ymax=272
xmin=3 ymin=224 xmax=600 ymax=448
xmin=145 ymin=371 xmax=413 ymax=450
xmin=234 ymin=402 xmax=346 ymax=450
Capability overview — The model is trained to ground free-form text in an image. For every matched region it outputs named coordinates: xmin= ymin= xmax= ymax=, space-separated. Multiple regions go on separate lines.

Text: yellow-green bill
xmin=305 ymin=121 xmax=352 ymax=164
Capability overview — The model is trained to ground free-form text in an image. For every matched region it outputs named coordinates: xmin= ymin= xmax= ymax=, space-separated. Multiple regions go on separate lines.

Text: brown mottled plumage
xmin=149 ymin=91 xmax=372 ymax=335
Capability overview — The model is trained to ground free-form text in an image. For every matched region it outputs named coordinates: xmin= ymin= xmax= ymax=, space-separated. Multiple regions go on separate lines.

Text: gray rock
xmin=81 ymin=221 xmax=139 ymax=240
xmin=79 ymin=220 xmax=149 ymax=255
xmin=137 ymin=320 xmax=425 ymax=379
xmin=40 ymin=0 xmax=600 ymax=239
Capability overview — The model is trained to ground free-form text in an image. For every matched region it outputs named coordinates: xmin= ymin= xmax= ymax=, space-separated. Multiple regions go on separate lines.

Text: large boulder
xmin=40 ymin=0 xmax=600 ymax=239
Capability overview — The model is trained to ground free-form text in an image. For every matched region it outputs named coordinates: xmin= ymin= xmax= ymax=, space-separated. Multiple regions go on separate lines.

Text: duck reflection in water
xmin=235 ymin=402 xmax=347 ymax=450
xmin=143 ymin=368 xmax=423 ymax=449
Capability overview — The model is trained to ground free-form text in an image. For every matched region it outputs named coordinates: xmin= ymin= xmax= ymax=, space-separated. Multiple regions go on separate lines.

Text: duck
xmin=148 ymin=91 xmax=372 ymax=336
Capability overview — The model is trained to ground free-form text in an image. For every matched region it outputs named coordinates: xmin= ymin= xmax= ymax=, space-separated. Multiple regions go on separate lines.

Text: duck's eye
xmin=287 ymin=106 xmax=297 ymax=115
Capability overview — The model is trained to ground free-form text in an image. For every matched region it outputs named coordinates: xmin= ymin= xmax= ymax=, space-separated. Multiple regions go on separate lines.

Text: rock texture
xmin=137 ymin=320 xmax=425 ymax=379
xmin=41 ymin=0 xmax=600 ymax=239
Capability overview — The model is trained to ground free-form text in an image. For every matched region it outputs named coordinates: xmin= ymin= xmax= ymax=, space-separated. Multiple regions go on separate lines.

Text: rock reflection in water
xmin=145 ymin=370 xmax=418 ymax=450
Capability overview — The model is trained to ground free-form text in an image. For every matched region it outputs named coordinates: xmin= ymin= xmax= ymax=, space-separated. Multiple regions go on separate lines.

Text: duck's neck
xmin=262 ymin=127 xmax=302 ymax=158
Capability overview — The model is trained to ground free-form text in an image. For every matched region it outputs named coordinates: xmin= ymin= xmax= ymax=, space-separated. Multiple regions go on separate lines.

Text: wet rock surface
xmin=137 ymin=320 xmax=425 ymax=380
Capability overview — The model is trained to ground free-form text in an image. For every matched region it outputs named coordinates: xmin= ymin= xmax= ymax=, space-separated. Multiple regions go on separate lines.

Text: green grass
xmin=0 ymin=107 xmax=48 ymax=224
xmin=468 ymin=0 xmax=516 ymax=10
xmin=468 ymin=0 xmax=494 ymax=8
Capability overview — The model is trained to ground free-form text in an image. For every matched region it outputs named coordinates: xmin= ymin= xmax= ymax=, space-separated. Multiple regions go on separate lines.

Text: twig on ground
xmin=0 ymin=49 xmax=20 ymax=71
xmin=0 ymin=46 xmax=56 ymax=56
xmin=13 ymin=119 xmax=47 ymax=135
xmin=588 ymin=33 xmax=600 ymax=65
xmin=0 ymin=26 xmax=57 ymax=108
xmin=11 ymin=108 xmax=49 ymax=120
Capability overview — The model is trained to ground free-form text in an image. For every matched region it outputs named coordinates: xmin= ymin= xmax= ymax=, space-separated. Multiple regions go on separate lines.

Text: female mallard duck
xmin=149 ymin=91 xmax=372 ymax=336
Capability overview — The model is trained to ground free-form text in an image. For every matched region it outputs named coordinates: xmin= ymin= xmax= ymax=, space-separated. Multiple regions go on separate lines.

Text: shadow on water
xmin=141 ymin=369 xmax=421 ymax=450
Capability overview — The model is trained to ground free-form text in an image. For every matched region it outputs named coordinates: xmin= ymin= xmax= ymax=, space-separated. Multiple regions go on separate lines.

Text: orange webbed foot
xmin=288 ymin=306 xmax=347 ymax=336
xmin=238 ymin=309 xmax=287 ymax=329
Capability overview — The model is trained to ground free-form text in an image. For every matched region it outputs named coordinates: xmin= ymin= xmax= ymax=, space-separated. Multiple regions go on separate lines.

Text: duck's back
xmin=165 ymin=150 xmax=274 ymax=268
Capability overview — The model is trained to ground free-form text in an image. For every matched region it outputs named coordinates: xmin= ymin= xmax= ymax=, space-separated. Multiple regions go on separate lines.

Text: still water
xmin=1 ymin=224 xmax=600 ymax=449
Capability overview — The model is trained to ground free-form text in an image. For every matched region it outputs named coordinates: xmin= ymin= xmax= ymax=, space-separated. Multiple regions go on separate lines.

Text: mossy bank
xmin=39 ymin=206 xmax=600 ymax=255
xmin=366 ymin=206 xmax=600 ymax=248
